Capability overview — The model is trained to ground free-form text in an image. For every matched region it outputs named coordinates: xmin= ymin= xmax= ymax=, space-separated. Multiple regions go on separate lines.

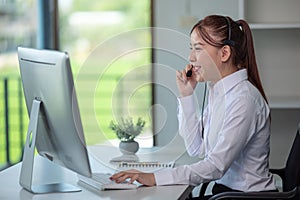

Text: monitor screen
xmin=18 ymin=47 xmax=92 ymax=179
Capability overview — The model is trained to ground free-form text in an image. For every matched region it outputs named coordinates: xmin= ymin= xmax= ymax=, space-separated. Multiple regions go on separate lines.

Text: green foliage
xmin=109 ymin=117 xmax=146 ymax=142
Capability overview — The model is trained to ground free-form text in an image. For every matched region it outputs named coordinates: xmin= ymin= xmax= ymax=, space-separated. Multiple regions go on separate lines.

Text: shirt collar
xmin=208 ymin=69 xmax=248 ymax=97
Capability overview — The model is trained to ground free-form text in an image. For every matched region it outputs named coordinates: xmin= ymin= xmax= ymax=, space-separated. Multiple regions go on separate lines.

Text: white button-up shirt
xmin=154 ymin=69 xmax=277 ymax=192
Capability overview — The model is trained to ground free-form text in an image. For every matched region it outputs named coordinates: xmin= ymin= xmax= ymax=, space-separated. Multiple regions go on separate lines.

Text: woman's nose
xmin=189 ymin=50 xmax=196 ymax=63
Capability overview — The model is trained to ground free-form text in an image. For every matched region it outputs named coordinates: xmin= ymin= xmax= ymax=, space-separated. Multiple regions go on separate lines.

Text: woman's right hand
xmin=176 ymin=64 xmax=198 ymax=97
xmin=110 ymin=169 xmax=156 ymax=186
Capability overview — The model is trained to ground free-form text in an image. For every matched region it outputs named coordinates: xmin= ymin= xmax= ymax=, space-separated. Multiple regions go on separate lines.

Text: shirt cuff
xmin=154 ymin=169 xmax=175 ymax=185
xmin=178 ymin=95 xmax=196 ymax=117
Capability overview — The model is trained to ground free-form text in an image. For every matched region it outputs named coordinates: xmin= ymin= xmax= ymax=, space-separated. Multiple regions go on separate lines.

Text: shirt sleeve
xmin=155 ymin=95 xmax=259 ymax=186
xmin=177 ymin=95 xmax=206 ymax=157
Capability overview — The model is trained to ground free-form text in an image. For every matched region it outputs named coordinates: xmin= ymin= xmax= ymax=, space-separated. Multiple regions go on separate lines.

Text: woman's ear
xmin=220 ymin=45 xmax=231 ymax=63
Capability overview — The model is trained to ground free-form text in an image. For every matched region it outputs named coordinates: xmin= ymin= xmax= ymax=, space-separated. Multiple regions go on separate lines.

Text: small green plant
xmin=109 ymin=117 xmax=146 ymax=142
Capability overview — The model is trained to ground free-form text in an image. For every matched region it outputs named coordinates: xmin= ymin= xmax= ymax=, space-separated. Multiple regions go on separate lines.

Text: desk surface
xmin=0 ymin=144 xmax=199 ymax=200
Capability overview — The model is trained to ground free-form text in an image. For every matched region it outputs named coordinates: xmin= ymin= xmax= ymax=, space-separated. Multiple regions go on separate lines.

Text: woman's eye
xmin=189 ymin=47 xmax=202 ymax=51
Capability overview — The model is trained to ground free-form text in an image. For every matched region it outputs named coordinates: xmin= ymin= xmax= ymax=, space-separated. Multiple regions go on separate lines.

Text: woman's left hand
xmin=110 ymin=169 xmax=156 ymax=186
xmin=176 ymin=64 xmax=198 ymax=97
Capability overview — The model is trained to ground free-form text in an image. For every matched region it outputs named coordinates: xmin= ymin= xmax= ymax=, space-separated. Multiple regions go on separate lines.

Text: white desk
xmin=0 ymin=144 xmax=200 ymax=200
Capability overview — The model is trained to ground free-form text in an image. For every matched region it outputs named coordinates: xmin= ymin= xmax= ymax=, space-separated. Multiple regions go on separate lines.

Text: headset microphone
xmin=186 ymin=65 xmax=193 ymax=77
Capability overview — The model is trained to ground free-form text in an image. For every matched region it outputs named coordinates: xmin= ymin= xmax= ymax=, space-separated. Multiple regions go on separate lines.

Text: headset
xmin=223 ymin=16 xmax=235 ymax=46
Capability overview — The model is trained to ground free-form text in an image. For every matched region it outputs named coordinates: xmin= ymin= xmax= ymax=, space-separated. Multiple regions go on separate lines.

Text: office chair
xmin=198 ymin=128 xmax=300 ymax=200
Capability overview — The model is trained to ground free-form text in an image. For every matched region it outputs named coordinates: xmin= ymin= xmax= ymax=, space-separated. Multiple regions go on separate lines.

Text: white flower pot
xmin=119 ymin=141 xmax=139 ymax=154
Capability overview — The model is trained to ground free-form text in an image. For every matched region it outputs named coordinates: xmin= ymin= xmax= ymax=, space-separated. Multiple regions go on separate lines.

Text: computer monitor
xmin=18 ymin=47 xmax=92 ymax=193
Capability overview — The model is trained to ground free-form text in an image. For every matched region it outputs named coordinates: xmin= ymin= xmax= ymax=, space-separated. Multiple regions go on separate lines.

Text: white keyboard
xmin=78 ymin=173 xmax=138 ymax=190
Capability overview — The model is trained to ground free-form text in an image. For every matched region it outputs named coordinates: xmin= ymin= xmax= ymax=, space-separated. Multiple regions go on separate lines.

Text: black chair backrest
xmin=284 ymin=129 xmax=300 ymax=192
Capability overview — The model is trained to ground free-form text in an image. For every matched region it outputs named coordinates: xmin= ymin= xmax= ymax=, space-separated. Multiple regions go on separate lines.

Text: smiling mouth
xmin=193 ymin=65 xmax=201 ymax=71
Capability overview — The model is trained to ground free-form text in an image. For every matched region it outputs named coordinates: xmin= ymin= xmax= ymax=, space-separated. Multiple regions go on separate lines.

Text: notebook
xmin=110 ymin=154 xmax=139 ymax=162
xmin=117 ymin=161 xmax=175 ymax=172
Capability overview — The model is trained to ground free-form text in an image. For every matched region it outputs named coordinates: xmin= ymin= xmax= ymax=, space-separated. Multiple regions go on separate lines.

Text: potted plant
xmin=109 ymin=117 xmax=146 ymax=154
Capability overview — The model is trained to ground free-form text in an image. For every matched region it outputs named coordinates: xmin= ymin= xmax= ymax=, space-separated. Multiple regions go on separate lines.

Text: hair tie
xmin=236 ymin=20 xmax=243 ymax=31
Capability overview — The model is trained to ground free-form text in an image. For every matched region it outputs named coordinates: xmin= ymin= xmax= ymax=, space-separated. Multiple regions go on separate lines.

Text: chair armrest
xmin=270 ymin=168 xmax=285 ymax=181
xmin=199 ymin=182 xmax=210 ymax=197
xmin=208 ymin=186 xmax=299 ymax=200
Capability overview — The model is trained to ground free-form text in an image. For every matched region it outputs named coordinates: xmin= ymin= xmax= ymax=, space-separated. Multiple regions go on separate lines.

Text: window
xmin=59 ymin=0 xmax=153 ymax=147
xmin=0 ymin=0 xmax=37 ymax=166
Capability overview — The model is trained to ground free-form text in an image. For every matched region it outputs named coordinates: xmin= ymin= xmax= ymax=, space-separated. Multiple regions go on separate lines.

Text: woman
xmin=110 ymin=15 xmax=277 ymax=198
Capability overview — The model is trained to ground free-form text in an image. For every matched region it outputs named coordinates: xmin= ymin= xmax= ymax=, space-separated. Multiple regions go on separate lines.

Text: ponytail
xmin=237 ymin=20 xmax=268 ymax=104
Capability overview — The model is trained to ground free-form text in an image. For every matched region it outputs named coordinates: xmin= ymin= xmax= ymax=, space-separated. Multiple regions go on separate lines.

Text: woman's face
xmin=189 ymin=29 xmax=222 ymax=83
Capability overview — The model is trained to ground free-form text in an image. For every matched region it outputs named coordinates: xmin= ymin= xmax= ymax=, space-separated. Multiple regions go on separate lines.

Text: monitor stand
xmin=19 ymin=99 xmax=81 ymax=194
